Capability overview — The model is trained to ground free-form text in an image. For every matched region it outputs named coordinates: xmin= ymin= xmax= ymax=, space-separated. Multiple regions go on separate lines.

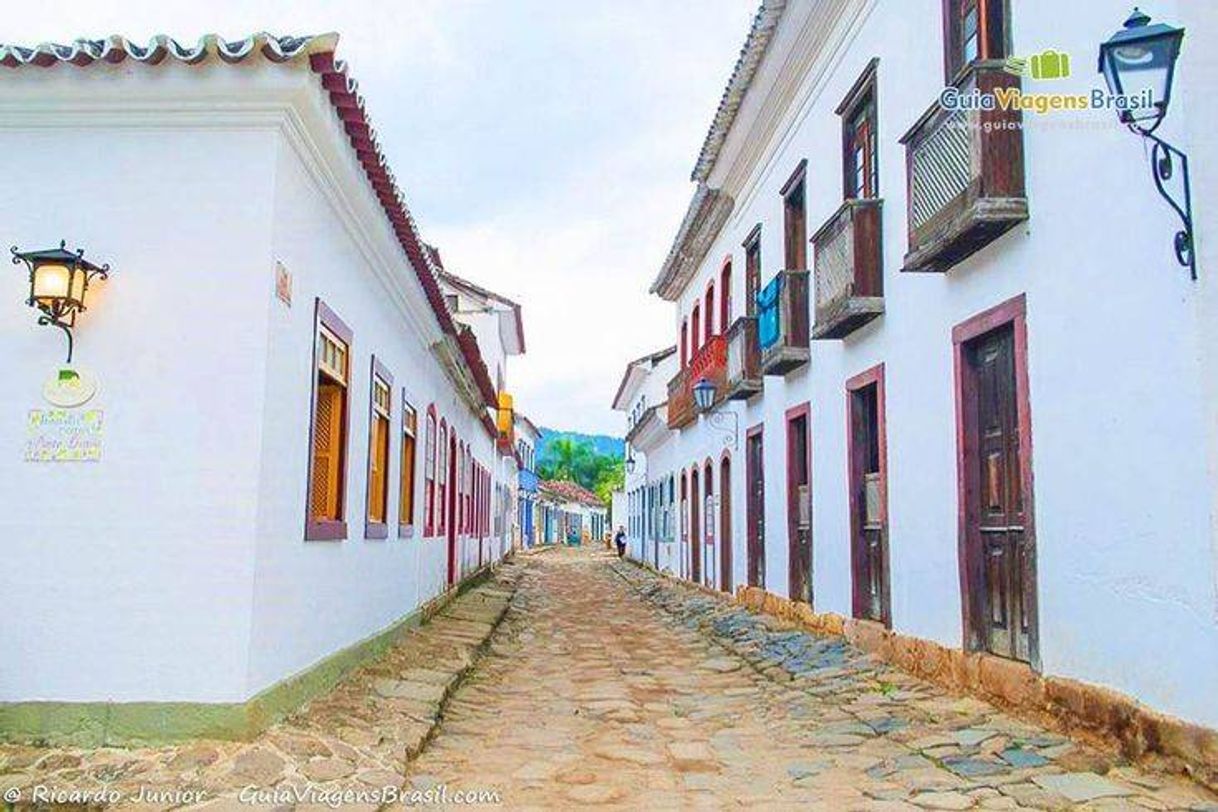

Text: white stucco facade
xmin=623 ymin=0 xmax=1218 ymax=730
xmin=0 ymin=48 xmax=514 ymax=707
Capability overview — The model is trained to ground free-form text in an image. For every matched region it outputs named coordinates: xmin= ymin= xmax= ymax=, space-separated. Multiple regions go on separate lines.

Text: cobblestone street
xmin=412 ymin=547 xmax=1216 ymax=810
xmin=3 ymin=547 xmax=1217 ymax=810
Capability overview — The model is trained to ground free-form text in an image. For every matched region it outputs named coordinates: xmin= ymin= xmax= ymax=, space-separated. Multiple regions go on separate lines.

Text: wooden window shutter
xmin=312 ymin=383 xmax=344 ymax=520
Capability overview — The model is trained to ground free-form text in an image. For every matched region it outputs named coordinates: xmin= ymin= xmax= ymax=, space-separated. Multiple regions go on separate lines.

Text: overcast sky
xmin=7 ymin=0 xmax=756 ymax=436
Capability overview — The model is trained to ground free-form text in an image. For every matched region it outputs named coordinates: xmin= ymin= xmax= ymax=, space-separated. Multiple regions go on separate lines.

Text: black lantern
xmin=1098 ymin=8 xmax=1184 ymax=133
xmin=625 ymin=454 xmax=636 ymax=475
xmin=1098 ymin=9 xmax=1194 ymax=280
xmin=11 ymin=241 xmax=110 ymax=362
xmin=693 ymin=377 xmax=716 ymax=412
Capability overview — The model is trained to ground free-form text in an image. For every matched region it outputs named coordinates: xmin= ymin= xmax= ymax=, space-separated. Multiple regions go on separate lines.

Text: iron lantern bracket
xmin=1135 ymin=128 xmax=1196 ymax=280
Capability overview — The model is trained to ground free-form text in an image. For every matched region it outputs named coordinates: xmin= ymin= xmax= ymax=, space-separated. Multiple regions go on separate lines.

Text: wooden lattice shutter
xmin=312 ymin=383 xmax=343 ymax=519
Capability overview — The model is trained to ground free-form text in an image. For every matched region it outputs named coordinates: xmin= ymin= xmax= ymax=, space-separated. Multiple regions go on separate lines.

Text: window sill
xmin=306 ymin=520 xmax=347 ymax=541
xmin=365 ymin=521 xmax=389 ymax=540
xmin=398 ymin=524 xmax=416 ymax=539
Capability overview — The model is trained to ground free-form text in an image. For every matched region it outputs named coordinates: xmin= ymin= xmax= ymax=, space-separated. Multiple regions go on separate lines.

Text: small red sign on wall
xmin=275 ymin=261 xmax=292 ymax=307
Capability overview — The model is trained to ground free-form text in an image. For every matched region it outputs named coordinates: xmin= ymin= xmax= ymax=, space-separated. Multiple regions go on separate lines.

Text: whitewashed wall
xmin=0 ymin=63 xmax=507 ymax=704
xmin=652 ymin=0 xmax=1218 ymax=727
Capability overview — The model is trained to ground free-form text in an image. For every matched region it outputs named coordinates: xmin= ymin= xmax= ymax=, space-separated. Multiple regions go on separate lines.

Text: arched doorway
xmin=679 ymin=471 xmax=688 ymax=579
xmin=720 ymin=455 xmax=733 ymax=594
xmin=690 ymin=467 xmax=701 ymax=584
xmin=704 ymin=460 xmax=714 ymax=589
xmin=447 ymin=430 xmax=458 ymax=586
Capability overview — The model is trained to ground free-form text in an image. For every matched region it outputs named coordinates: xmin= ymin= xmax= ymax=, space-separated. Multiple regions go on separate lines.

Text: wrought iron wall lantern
xmin=693 ymin=377 xmax=738 ymax=450
xmin=1099 ymin=8 xmax=1194 ymax=279
xmin=11 ymin=241 xmax=110 ymax=362
xmin=625 ymin=454 xmax=636 ymax=475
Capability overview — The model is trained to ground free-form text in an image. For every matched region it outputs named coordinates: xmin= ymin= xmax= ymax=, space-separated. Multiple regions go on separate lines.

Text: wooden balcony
xmin=666 ymin=365 xmax=695 ymax=430
xmin=811 ymin=198 xmax=884 ymax=340
xmin=724 ymin=316 xmax=762 ymax=400
xmin=900 ymin=62 xmax=1028 ymax=273
xmin=666 ymin=336 xmax=726 ymax=430
xmin=758 ymin=270 xmax=810 ymax=376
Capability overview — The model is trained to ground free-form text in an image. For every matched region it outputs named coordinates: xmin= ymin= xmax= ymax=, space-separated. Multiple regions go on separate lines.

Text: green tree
xmin=538 ymin=437 xmax=624 ymax=506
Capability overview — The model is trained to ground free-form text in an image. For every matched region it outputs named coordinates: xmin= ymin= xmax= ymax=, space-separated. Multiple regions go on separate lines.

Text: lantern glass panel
xmin=33 ymin=264 xmax=71 ymax=303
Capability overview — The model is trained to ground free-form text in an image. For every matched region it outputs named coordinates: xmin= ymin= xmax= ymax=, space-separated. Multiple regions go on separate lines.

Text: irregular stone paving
xmin=408 ymin=547 xmax=1217 ymax=810
xmin=0 ymin=562 xmax=521 ymax=810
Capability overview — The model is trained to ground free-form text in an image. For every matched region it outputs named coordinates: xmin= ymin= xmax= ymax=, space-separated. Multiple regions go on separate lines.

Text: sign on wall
xmin=25 ymin=409 xmax=104 ymax=462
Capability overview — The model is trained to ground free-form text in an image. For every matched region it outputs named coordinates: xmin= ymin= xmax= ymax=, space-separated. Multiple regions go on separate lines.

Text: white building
xmin=625 ymin=0 xmax=1218 ymax=736
xmin=611 ymin=346 xmax=677 ymax=566
xmin=514 ymin=413 xmax=541 ymax=547
xmin=435 ymin=267 xmax=528 ymax=562
xmin=538 ymin=480 xmax=607 ymax=545
xmin=0 ymin=34 xmax=519 ymax=744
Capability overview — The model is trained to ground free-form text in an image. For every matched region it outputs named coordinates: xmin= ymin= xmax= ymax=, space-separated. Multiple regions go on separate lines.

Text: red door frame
xmin=745 ymin=422 xmax=766 ymax=588
xmin=719 ymin=453 xmax=733 ymax=594
xmin=703 ymin=459 xmax=714 ymax=589
xmin=446 ymin=431 xmax=458 ymax=586
xmin=846 ymin=363 xmax=890 ymax=626
xmin=952 ymin=293 xmax=1039 ymax=668
xmin=690 ymin=467 xmax=701 ymax=584
xmin=785 ymin=402 xmax=812 ymax=605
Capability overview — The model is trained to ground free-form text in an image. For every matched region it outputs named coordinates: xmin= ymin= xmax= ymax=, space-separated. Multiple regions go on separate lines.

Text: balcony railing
xmin=667 ymin=365 xmax=695 ymax=430
xmin=724 ymin=316 xmax=762 ymax=400
xmin=812 ymin=198 xmax=884 ymax=340
xmin=666 ymin=335 xmax=726 ymax=430
xmin=900 ymin=61 xmax=1028 ymax=273
xmin=757 ymin=270 xmax=810 ymax=376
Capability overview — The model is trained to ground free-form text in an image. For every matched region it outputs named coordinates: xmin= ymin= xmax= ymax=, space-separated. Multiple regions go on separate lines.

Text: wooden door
xmin=787 ymin=409 xmax=812 ymax=605
xmin=964 ymin=324 xmax=1032 ymax=662
xmin=719 ymin=457 xmax=733 ymax=594
xmin=746 ymin=428 xmax=766 ymax=588
xmin=849 ymin=379 xmax=890 ymax=625
xmin=446 ymin=433 xmax=458 ymax=585
xmin=703 ymin=464 xmax=714 ymax=589
xmin=690 ymin=468 xmax=701 ymax=584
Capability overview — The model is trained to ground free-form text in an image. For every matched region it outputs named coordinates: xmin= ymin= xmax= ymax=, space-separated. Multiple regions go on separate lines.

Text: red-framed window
xmin=424 ymin=406 xmax=437 ymax=535
xmin=680 ymin=320 xmax=689 ymax=368
xmin=781 ymin=161 xmax=807 ymax=271
xmin=744 ymin=226 xmax=761 ymax=317
xmin=839 ymin=61 xmax=879 ymax=200
xmin=943 ymin=0 xmax=1008 ymax=81
xmin=437 ymin=419 xmax=449 ymax=535
xmin=704 ymin=284 xmax=715 ymax=340
xmin=691 ymin=305 xmax=701 ymax=355
xmin=306 ymin=299 xmax=352 ymax=541
xmin=365 ymin=357 xmax=393 ymax=540
xmin=465 ymin=452 xmax=474 ymax=533
xmin=720 ymin=259 xmax=732 ymax=330
xmin=399 ymin=397 xmax=417 ymax=536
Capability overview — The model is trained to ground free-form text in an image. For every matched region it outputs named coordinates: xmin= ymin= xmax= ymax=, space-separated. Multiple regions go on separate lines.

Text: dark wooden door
xmin=787 ymin=411 xmax=812 ymax=604
xmin=746 ymin=429 xmax=766 ymax=588
xmin=690 ymin=469 xmax=701 ymax=584
xmin=720 ymin=457 xmax=733 ymax=594
xmin=850 ymin=384 xmax=889 ymax=625
xmin=965 ymin=325 xmax=1032 ymax=662
xmin=446 ymin=434 xmax=458 ymax=586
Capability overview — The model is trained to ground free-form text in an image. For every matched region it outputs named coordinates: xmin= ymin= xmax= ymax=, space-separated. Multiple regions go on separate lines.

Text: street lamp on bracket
xmin=1099 ymin=8 xmax=1194 ymax=279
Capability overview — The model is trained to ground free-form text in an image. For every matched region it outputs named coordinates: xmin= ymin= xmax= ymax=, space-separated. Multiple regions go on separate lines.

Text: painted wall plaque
xmin=25 ymin=409 xmax=104 ymax=462
xmin=42 ymin=366 xmax=98 ymax=408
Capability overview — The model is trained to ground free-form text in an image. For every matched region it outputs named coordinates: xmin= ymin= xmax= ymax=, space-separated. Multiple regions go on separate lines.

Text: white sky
xmin=6 ymin=0 xmax=757 ymax=436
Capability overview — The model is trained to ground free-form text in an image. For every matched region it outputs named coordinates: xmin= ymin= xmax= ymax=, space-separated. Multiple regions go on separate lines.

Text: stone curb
xmin=612 ymin=557 xmax=1218 ymax=794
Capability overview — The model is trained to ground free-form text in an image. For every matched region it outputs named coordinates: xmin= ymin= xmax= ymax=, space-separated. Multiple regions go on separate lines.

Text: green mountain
xmin=537 ymin=428 xmax=624 ymax=463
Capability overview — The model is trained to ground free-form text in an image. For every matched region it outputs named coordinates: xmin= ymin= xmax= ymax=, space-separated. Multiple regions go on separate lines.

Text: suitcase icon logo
xmin=1029 ymin=49 xmax=1071 ymax=80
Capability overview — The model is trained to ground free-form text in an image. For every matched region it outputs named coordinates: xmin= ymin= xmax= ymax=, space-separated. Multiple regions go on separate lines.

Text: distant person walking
xmin=614 ymin=526 xmax=627 ymax=558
